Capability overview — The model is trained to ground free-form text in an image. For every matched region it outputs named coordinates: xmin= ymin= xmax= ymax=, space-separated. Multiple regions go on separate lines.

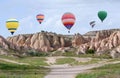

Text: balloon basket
xmin=68 ymin=31 xmax=70 ymax=33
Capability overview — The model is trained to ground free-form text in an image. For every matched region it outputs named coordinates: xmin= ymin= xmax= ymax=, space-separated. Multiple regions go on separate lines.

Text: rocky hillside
xmin=7 ymin=32 xmax=72 ymax=52
xmin=0 ymin=35 xmax=25 ymax=56
xmin=0 ymin=29 xmax=119 ymax=58
xmin=83 ymin=29 xmax=120 ymax=38
xmin=77 ymin=31 xmax=120 ymax=58
xmin=72 ymin=33 xmax=89 ymax=48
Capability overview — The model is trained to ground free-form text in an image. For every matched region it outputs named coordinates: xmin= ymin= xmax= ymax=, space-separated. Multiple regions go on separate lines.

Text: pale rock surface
xmin=72 ymin=33 xmax=88 ymax=48
xmin=77 ymin=31 xmax=120 ymax=56
xmin=7 ymin=32 xmax=71 ymax=52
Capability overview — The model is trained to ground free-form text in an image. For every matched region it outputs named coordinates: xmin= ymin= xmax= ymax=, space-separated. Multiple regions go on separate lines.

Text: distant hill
xmin=83 ymin=29 xmax=120 ymax=38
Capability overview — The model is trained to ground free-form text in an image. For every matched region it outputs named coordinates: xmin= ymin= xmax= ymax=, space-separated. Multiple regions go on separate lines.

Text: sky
xmin=0 ymin=0 xmax=120 ymax=38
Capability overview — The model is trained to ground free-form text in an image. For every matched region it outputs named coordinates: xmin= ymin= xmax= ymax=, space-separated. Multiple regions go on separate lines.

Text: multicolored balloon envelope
xmin=62 ymin=12 xmax=76 ymax=33
xmin=36 ymin=14 xmax=44 ymax=24
xmin=6 ymin=18 xmax=19 ymax=35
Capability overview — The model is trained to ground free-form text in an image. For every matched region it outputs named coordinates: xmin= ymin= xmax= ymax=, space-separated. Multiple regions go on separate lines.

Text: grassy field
xmin=72 ymin=58 xmax=103 ymax=66
xmin=55 ymin=57 xmax=103 ymax=65
xmin=56 ymin=58 xmax=76 ymax=64
xmin=16 ymin=57 xmax=48 ymax=66
xmin=0 ymin=55 xmax=48 ymax=66
xmin=0 ymin=60 xmax=49 ymax=78
xmin=52 ymin=51 xmax=112 ymax=59
xmin=76 ymin=63 xmax=120 ymax=78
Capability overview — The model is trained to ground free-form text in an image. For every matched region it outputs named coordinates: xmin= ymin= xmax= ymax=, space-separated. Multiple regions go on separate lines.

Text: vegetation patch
xmin=0 ymin=60 xmax=50 ymax=78
xmin=86 ymin=49 xmax=95 ymax=54
xmin=27 ymin=50 xmax=49 ymax=56
xmin=0 ymin=55 xmax=48 ymax=66
xmin=16 ymin=57 xmax=48 ymax=66
xmin=72 ymin=58 xmax=102 ymax=66
xmin=76 ymin=63 xmax=120 ymax=78
xmin=56 ymin=58 xmax=76 ymax=64
xmin=63 ymin=51 xmax=77 ymax=56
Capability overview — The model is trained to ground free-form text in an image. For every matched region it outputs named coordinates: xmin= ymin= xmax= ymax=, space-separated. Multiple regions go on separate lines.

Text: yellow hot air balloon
xmin=6 ymin=18 xmax=19 ymax=35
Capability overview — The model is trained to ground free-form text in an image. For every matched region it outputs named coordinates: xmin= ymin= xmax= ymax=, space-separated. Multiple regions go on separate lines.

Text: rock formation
xmin=72 ymin=33 xmax=88 ymax=48
xmin=0 ymin=35 xmax=18 ymax=55
xmin=7 ymin=32 xmax=72 ymax=52
xmin=110 ymin=45 xmax=120 ymax=58
xmin=83 ymin=29 xmax=120 ymax=38
xmin=0 ymin=29 xmax=119 ymax=58
xmin=0 ymin=35 xmax=32 ymax=56
xmin=77 ymin=30 xmax=120 ymax=58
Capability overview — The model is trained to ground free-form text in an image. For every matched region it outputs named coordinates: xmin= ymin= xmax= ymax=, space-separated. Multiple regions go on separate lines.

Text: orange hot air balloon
xmin=62 ymin=12 xmax=76 ymax=33
xmin=36 ymin=14 xmax=44 ymax=24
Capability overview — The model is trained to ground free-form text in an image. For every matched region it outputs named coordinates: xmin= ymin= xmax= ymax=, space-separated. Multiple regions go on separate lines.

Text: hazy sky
xmin=0 ymin=0 xmax=120 ymax=38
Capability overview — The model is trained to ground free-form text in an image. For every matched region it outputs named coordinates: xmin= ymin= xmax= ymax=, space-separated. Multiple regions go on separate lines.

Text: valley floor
xmin=45 ymin=60 xmax=120 ymax=78
xmin=0 ymin=56 xmax=120 ymax=78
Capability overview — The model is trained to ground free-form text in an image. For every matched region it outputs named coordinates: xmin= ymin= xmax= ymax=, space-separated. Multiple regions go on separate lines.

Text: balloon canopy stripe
xmin=9 ymin=30 xmax=16 ymax=32
xmin=64 ymin=22 xmax=74 ymax=25
xmin=37 ymin=19 xmax=43 ymax=20
xmin=6 ymin=23 xmax=19 ymax=28
xmin=63 ymin=22 xmax=74 ymax=25
xmin=62 ymin=13 xmax=75 ymax=20
xmin=62 ymin=19 xmax=75 ymax=22
xmin=6 ymin=21 xmax=18 ymax=23
xmin=64 ymin=25 xmax=73 ymax=30
xmin=62 ymin=17 xmax=75 ymax=20
xmin=8 ymin=28 xmax=17 ymax=30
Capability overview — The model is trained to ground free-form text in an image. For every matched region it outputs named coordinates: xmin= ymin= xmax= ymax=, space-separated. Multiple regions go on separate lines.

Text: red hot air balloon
xmin=62 ymin=12 xmax=76 ymax=33
xmin=36 ymin=14 xmax=44 ymax=24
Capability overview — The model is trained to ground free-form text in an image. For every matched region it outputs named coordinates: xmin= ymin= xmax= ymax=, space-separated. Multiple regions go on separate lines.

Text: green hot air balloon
xmin=98 ymin=11 xmax=107 ymax=22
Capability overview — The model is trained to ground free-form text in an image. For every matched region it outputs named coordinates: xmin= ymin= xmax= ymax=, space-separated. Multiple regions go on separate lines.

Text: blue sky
xmin=0 ymin=0 xmax=120 ymax=38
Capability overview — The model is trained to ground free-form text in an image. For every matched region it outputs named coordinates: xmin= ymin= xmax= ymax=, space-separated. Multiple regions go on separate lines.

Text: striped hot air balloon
xmin=62 ymin=12 xmax=76 ymax=33
xmin=90 ymin=21 xmax=96 ymax=28
xmin=6 ymin=18 xmax=19 ymax=35
xmin=36 ymin=14 xmax=44 ymax=24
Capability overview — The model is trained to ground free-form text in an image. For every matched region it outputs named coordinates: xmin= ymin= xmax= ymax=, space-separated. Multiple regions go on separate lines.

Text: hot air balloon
xmin=36 ymin=14 xmax=44 ymax=24
xmin=90 ymin=21 xmax=96 ymax=28
xmin=62 ymin=12 xmax=76 ymax=33
xmin=98 ymin=11 xmax=107 ymax=22
xmin=6 ymin=18 xmax=19 ymax=35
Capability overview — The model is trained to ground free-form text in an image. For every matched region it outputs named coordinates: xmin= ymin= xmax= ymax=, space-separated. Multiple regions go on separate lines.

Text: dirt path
xmin=45 ymin=61 xmax=120 ymax=78
xmin=45 ymin=56 xmax=92 ymax=65
xmin=0 ymin=57 xmax=120 ymax=78
xmin=0 ymin=58 xmax=29 ymax=65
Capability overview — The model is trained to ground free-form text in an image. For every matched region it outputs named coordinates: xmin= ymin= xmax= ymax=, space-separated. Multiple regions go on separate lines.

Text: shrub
xmin=27 ymin=50 xmax=48 ymax=56
xmin=86 ymin=49 xmax=95 ymax=54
